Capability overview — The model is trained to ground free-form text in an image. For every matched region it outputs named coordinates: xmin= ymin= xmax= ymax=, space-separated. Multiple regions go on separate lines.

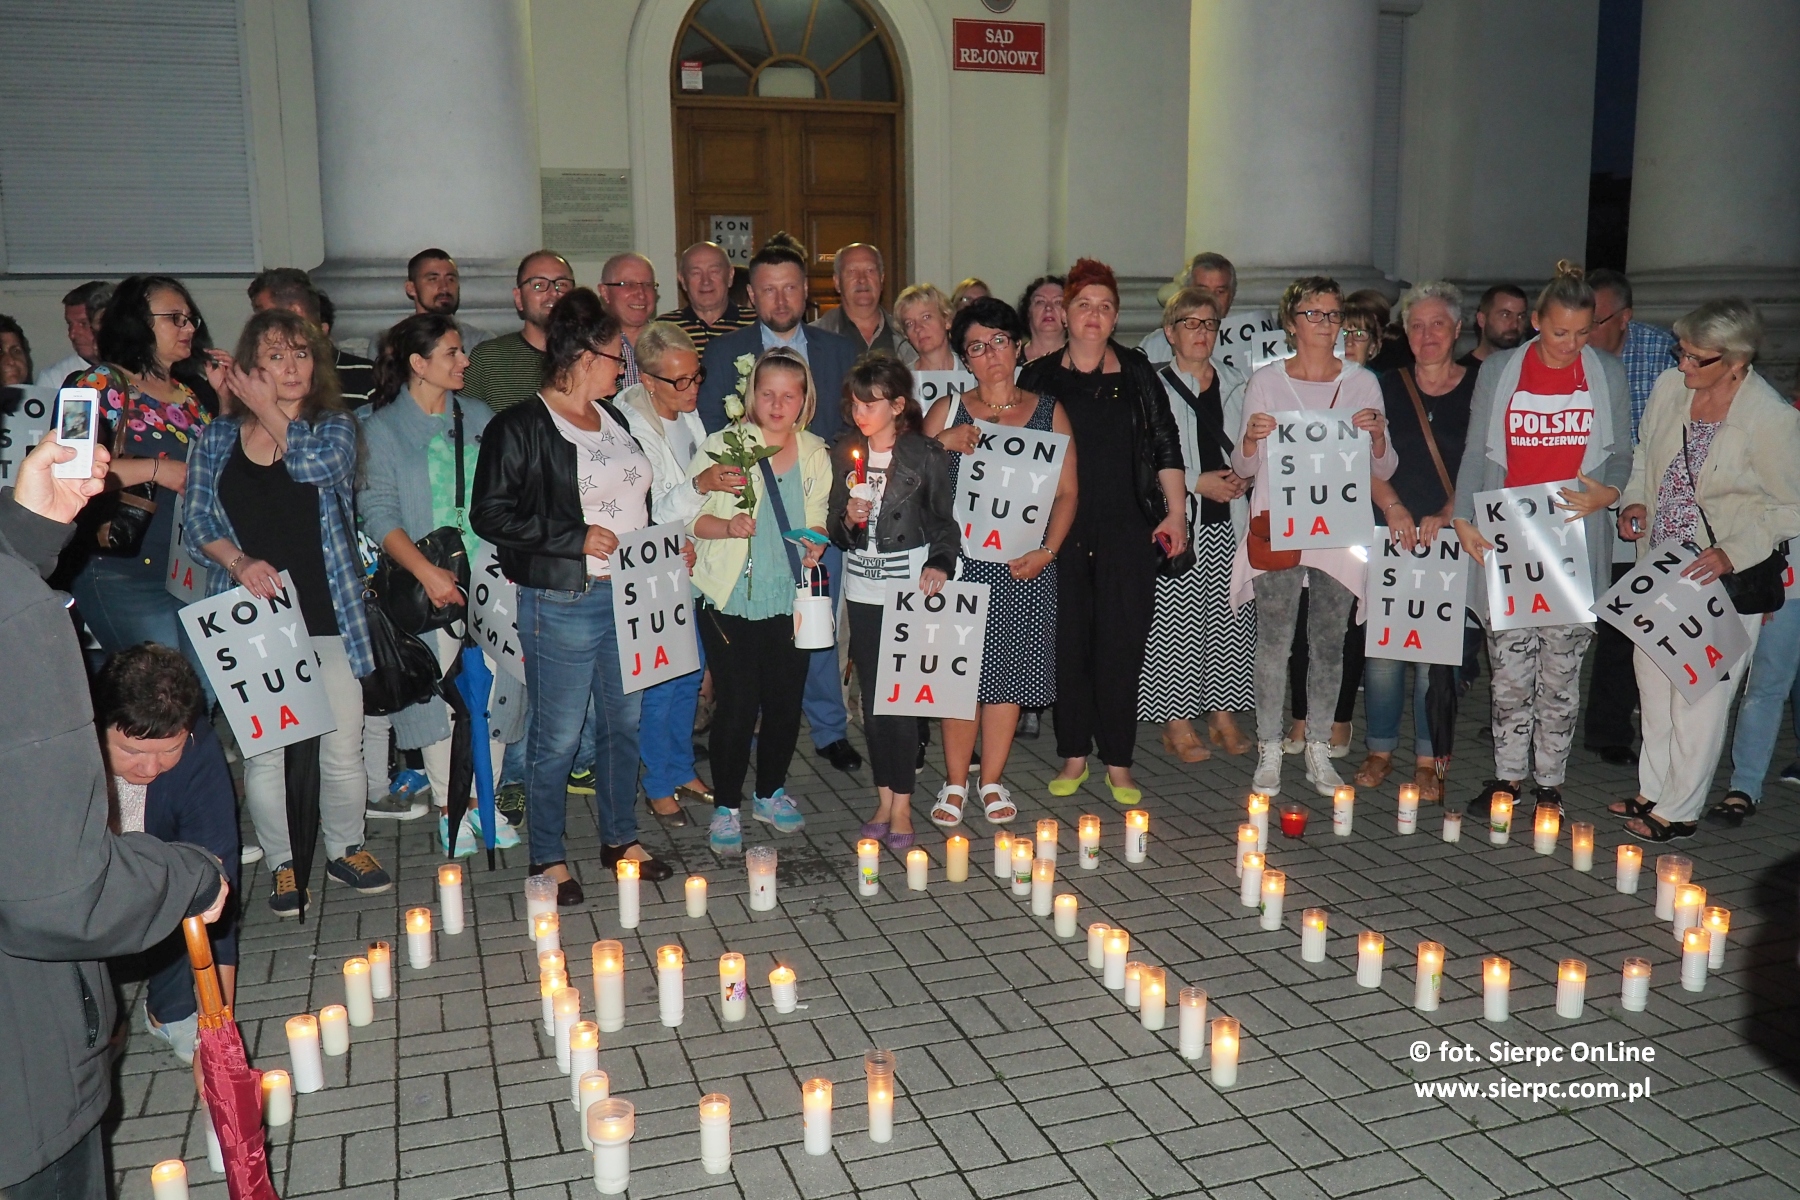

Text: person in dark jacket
xmin=827 ymin=354 xmax=959 ymax=849
xmin=1018 ymin=259 xmax=1187 ymax=804
xmin=0 ymin=434 xmax=227 ymax=1198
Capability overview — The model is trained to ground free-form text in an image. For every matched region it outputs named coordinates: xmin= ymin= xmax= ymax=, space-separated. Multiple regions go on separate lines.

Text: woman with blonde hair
xmin=950 ymin=278 xmax=991 ymax=310
xmin=894 ymin=284 xmax=958 ymax=373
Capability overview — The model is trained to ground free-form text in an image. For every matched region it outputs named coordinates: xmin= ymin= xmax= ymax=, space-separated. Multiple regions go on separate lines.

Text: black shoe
xmin=1466 ymin=779 xmax=1520 ymax=821
xmin=495 ymin=781 xmax=527 ymax=823
xmin=529 ymin=861 xmax=585 ymax=907
xmin=817 ymin=738 xmax=863 ymax=773
xmin=1017 ymin=710 xmax=1041 ymax=740
xmin=600 ymin=843 xmax=673 ymax=882
xmin=1592 ymin=745 xmax=1637 ymax=766
xmin=1706 ymin=790 xmax=1756 ymax=827
xmin=1532 ymin=786 xmax=1563 ymax=816
xmin=326 ymin=846 xmax=394 ymax=894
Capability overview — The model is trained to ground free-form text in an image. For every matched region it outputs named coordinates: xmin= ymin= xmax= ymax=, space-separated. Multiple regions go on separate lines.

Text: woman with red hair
xmin=1019 ymin=259 xmax=1188 ymax=803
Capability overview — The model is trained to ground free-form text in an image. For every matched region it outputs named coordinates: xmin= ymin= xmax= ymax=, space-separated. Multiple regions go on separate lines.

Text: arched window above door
xmin=675 ymin=0 xmax=900 ymax=103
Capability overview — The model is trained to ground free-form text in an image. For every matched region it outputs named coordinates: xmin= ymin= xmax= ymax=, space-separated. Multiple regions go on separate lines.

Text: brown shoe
xmin=1352 ymin=753 xmax=1393 ymax=788
xmin=1415 ymin=764 xmax=1443 ymax=803
xmin=1161 ymin=723 xmax=1211 ymax=763
xmin=1208 ymin=716 xmax=1253 ymax=756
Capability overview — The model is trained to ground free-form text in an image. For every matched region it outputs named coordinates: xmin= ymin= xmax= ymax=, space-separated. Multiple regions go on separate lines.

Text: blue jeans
xmin=519 ymin=583 xmax=642 ymax=864
xmin=641 ymin=637 xmax=705 ymax=798
xmin=502 ymin=696 xmax=597 ymax=786
xmin=802 ymin=544 xmax=848 ymax=748
xmin=71 ymin=561 xmax=214 ymax=704
xmin=1728 ymin=600 xmax=1800 ymax=801
xmin=1363 ymin=656 xmax=1433 ymax=757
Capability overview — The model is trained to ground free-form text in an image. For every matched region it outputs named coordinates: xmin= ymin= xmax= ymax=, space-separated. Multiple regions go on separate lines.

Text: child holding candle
xmin=828 ymin=354 xmax=960 ymax=850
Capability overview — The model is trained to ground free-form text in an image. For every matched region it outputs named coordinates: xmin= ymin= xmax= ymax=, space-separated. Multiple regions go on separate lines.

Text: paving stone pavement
xmin=106 ymin=668 xmax=1800 ymax=1199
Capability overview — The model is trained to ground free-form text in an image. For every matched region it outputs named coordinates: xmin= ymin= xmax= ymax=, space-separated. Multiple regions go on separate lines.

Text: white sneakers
xmin=1254 ymin=741 xmax=1283 ymax=794
xmin=1304 ymin=743 xmax=1345 ymax=796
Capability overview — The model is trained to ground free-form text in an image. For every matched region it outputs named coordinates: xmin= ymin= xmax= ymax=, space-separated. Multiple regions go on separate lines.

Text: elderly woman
xmin=1137 ymin=286 xmax=1253 ymax=760
xmin=1611 ymin=300 xmax=1800 ymax=840
xmin=1353 ymin=282 xmax=1476 ymax=801
xmin=1234 ymin=277 xmax=1396 ymax=797
xmin=1019 ymin=275 xmax=1067 ymax=364
xmin=894 ymin=284 xmax=958 ymax=374
xmin=1453 ymin=263 xmax=1631 ymax=818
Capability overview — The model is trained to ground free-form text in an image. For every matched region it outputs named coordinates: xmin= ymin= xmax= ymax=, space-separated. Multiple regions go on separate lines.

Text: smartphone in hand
xmin=51 ymin=389 xmax=98 ymax=479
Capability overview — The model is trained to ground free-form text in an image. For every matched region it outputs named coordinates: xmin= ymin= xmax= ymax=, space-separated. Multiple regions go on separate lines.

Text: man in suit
xmin=697 ymin=234 xmax=862 ymax=772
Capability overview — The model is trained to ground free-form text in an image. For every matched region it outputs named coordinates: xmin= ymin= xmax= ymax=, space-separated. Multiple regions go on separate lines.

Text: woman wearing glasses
xmin=1234 ymin=277 xmax=1396 ymax=798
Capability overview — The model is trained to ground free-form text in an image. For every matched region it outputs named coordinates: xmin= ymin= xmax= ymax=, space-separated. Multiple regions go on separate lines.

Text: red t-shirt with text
xmin=1504 ymin=350 xmax=1591 ymax=486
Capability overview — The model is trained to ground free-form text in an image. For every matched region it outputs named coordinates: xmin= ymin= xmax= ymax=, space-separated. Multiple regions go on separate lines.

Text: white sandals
xmin=980 ymin=783 xmax=1016 ymax=824
xmin=930 ymin=783 xmax=967 ymax=828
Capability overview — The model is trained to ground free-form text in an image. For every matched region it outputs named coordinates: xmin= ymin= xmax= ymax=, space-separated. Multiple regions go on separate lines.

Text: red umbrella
xmin=184 ymin=917 xmax=280 ymax=1200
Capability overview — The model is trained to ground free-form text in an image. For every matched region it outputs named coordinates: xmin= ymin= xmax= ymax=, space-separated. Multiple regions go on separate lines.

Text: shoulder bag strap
xmin=1399 ymin=368 xmax=1455 ymax=501
xmin=757 ymin=455 xmax=806 ymax=586
xmin=452 ymin=397 xmax=465 ymax=512
xmin=1159 ymin=365 xmax=1233 ymax=456
xmin=1681 ymin=424 xmax=1720 ymax=549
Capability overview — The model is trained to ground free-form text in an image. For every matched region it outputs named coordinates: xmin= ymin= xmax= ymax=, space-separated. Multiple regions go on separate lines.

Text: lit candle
xmin=802 ymin=1078 xmax=833 ymax=1156
xmin=1239 ymin=851 xmax=1264 ymax=908
xmin=1533 ymin=805 xmax=1560 ymax=855
xmin=907 ymin=848 xmax=930 ymax=892
xmin=1442 ymin=810 xmax=1462 ymax=843
xmin=286 ymin=1014 xmax=324 ymax=1093
xmin=1357 ymin=932 xmax=1384 ymax=988
xmin=540 ymin=968 xmax=568 ymax=1034
xmin=993 ymin=830 xmax=1012 ymax=878
xmin=319 ymin=1004 xmax=349 ymax=1056
xmin=1332 ymin=785 xmax=1355 ymax=837
xmin=1488 ymin=791 xmax=1513 ymax=845
xmin=1139 ymin=966 xmax=1166 ymax=1031
xmin=1703 ymin=907 xmax=1730 ymax=969
xmin=686 ymin=875 xmax=708 ymax=918
xmin=406 ymin=907 xmax=433 ymax=969
xmin=1036 ymin=818 xmax=1059 ymax=864
xmin=859 ymin=838 xmax=882 ymax=897
xmin=261 ymin=1069 xmax=293 ymax=1127
xmin=1079 ymin=814 xmax=1101 ymax=868
xmin=769 ymin=965 xmax=798 ymax=1013
xmin=1301 ymin=909 xmax=1328 ymax=963
xmin=1124 ymin=961 xmax=1144 ymax=1009
xmin=1280 ymin=801 xmax=1308 ymax=838
xmin=1259 ymin=870 xmax=1285 ymax=931
xmin=747 ymin=845 xmax=777 ymax=911
xmin=865 ymin=1049 xmax=896 ymax=1143
xmin=699 ymin=1092 xmax=732 ymax=1174
xmin=588 ymin=1096 xmax=634 ymax=1195
xmin=1396 ymin=782 xmax=1420 ymax=835
xmin=852 ymin=446 xmax=865 ymax=483
xmin=1248 ymin=792 xmax=1270 ymax=851
xmin=1235 ymin=824 xmax=1259 ymax=878
xmin=532 ymin=911 xmax=561 ymax=956
xmin=1011 ymin=837 xmax=1033 ymax=896
xmin=616 ymin=859 xmax=640 ymax=929
xmin=719 ymin=952 xmax=748 ymax=1022
xmin=1103 ymin=928 xmax=1130 ymax=990
xmin=554 ymin=986 xmax=582 ymax=1071
xmin=150 ymin=1160 xmax=189 ymax=1200
xmin=1483 ymin=956 xmax=1511 ymax=1022
xmin=1681 ymin=927 xmax=1709 ymax=992
xmin=1125 ymin=809 xmax=1149 ymax=863
xmin=578 ymin=1070 xmax=610 ymax=1152
xmin=1556 ymin=959 xmax=1586 ymax=1019
xmin=1673 ymin=883 xmax=1706 ymax=942
xmin=946 ymin=834 xmax=969 ymax=882
xmin=1210 ymin=1017 xmax=1240 ymax=1087
xmin=1031 ymin=860 xmax=1054 ymax=916
xmin=1178 ymin=986 xmax=1208 ymax=1060
xmin=1617 ymin=844 xmax=1643 ymax=893
xmin=1620 ymin=956 xmax=1651 ymax=1011
xmin=1570 ymin=821 xmax=1594 ymax=871
xmin=1054 ymin=893 xmax=1079 ymax=938
xmin=539 ymin=949 xmax=565 ymax=980
xmin=1415 ymin=942 xmax=1444 ymax=1011
xmin=657 ymin=944 xmax=685 ymax=1027
xmin=1087 ymin=923 xmax=1109 ymax=970
xmin=592 ymin=940 xmax=625 ymax=1032
xmin=343 ymin=957 xmax=374 ymax=1027
xmin=525 ymin=874 xmax=558 ymax=933
xmin=568 ymin=1022 xmax=599 ymax=1107
xmin=367 ymin=941 xmax=393 ymax=999
xmin=1654 ymin=853 xmax=1692 ymax=918
xmin=438 ymin=863 xmax=464 ymax=935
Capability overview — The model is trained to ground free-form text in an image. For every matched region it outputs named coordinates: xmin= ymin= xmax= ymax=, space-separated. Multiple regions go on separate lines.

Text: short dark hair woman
xmin=1017 ymin=275 xmax=1067 ymax=364
xmin=472 ymin=288 xmax=671 ymax=901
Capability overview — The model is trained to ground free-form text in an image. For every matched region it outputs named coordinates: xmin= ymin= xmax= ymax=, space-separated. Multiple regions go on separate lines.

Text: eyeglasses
xmin=595 ymin=349 xmax=628 ymax=368
xmin=1170 ymin=316 xmax=1221 ymax=334
xmin=1295 ymin=309 xmax=1344 ymax=326
xmin=963 ymin=332 xmax=1014 ymax=359
xmin=1343 ymin=330 xmax=1373 ymax=344
xmin=646 ymin=367 xmax=706 ymax=391
xmin=1593 ymin=308 xmax=1626 ymax=327
xmin=521 ymin=276 xmax=576 ymax=297
xmin=0 ymin=343 xmax=27 ymax=360
xmin=152 ymin=311 xmax=199 ymax=330
xmin=1670 ymin=346 xmax=1724 ymax=369
xmin=601 ymin=280 xmax=657 ymax=294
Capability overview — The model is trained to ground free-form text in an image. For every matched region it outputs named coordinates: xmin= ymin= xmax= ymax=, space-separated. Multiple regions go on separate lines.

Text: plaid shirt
xmin=1622 ymin=319 xmax=1676 ymax=442
xmin=183 ymin=411 xmax=374 ymax=678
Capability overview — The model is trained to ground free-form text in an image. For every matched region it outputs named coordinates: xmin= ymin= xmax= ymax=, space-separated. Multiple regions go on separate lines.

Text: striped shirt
xmin=462 ymin=331 xmax=547 ymax=413
xmin=656 ymin=303 xmax=755 ymax=354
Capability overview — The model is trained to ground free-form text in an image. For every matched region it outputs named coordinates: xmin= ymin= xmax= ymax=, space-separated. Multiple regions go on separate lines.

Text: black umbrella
xmin=284 ymin=736 xmax=322 ymax=922
xmin=1425 ymin=663 xmax=1460 ymax=791
xmin=441 ymin=644 xmax=499 ymax=868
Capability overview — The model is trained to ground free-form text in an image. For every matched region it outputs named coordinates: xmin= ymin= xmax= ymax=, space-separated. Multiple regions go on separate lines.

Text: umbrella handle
xmin=183 ymin=916 xmax=229 ymax=1029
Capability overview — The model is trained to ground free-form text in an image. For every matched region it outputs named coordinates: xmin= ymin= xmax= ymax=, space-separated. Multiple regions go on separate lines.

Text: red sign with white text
xmin=952 ymin=19 xmax=1045 ymax=74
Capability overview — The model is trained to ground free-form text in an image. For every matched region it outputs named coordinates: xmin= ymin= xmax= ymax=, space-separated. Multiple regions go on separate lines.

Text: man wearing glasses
xmin=462 ymin=250 xmax=576 ymax=414
xmin=658 ymin=241 xmax=754 ymax=352
xmin=598 ymin=252 xmax=662 ymax=390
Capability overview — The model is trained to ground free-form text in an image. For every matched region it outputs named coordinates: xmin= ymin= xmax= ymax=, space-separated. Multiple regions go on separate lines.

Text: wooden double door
xmin=673 ymin=104 xmax=901 ymax=311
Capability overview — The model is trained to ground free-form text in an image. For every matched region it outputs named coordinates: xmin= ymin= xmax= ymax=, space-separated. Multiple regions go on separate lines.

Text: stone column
xmin=307 ymin=0 xmax=541 ymax=346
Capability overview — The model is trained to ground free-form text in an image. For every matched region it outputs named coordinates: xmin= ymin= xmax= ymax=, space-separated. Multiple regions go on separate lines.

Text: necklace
xmin=972 ymin=388 xmax=1029 ymax=414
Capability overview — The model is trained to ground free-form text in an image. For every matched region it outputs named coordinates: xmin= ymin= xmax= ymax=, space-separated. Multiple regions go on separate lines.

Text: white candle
xmin=719 ymin=952 xmax=748 ymax=1022
xmin=540 ymin=968 xmax=568 ymax=1035
xmin=859 ymin=838 xmax=882 ymax=897
xmin=1087 ymin=923 xmax=1110 ymax=970
xmin=907 ymin=848 xmax=930 ymax=892
xmin=945 ymin=835 xmax=969 ymax=882
xmin=588 ymin=1097 xmax=634 ymax=1195
xmin=1533 ymin=806 xmax=1560 ymax=855
xmin=1247 ymin=793 xmax=1270 ymax=851
xmin=1301 ymin=909 xmax=1328 ymax=963
xmin=1681 ymin=927 xmax=1709 ymax=992
xmin=553 ymin=986 xmax=581 ymax=1072
xmin=1036 ymin=818 xmax=1059 ymax=865
xmin=150 ymin=1160 xmax=189 ymax=1200
xmin=532 ymin=911 xmax=561 ymax=957
xmin=1124 ymin=961 xmax=1143 ymax=1009
xmin=686 ymin=875 xmax=708 ymax=918
xmin=538 ymin=949 xmax=566 ymax=981
xmin=1357 ymin=932 xmax=1384 ymax=988
xmin=1617 ymin=844 xmax=1643 ymax=894
xmin=592 ymin=941 xmax=625 ymax=1033
xmin=617 ymin=859 xmax=641 ymax=929
xmin=319 ymin=1004 xmax=349 ymax=1056
xmin=1011 ymin=838 xmax=1033 ymax=896
xmin=1103 ymin=928 xmax=1130 ymax=990
xmin=657 ymin=944 xmax=684 ymax=1027
xmin=438 ymin=863 xmax=465 ymax=935
xmin=1483 ymin=957 xmax=1511 ymax=1021
xmin=578 ymin=1070 xmax=610 ymax=1152
xmin=1620 ymin=956 xmax=1651 ymax=1011
xmin=1178 ymin=987 xmax=1208 ymax=1060
xmin=1655 ymin=854 xmax=1692 ymax=919
xmin=1442 ymin=811 xmax=1462 ymax=843
xmin=699 ymin=1093 xmax=732 ymax=1174
xmin=261 ymin=1069 xmax=293 ymax=1127
xmin=1332 ymin=786 xmax=1354 ymax=837
xmin=1396 ymin=783 xmax=1419 ymax=835
xmin=1234 ymin=824 xmax=1259 ymax=878
xmin=367 ymin=941 xmax=393 ymax=999
xmin=1030 ymin=861 xmax=1054 ymax=916
xmin=1124 ymin=809 xmax=1149 ymax=863
xmin=286 ymin=1014 xmax=324 ymax=1094
xmin=865 ymin=1049 xmax=896 ymax=1143
xmin=748 ymin=845 xmax=778 ymax=911
xmin=1703 ymin=907 xmax=1730 ymax=970
xmin=1259 ymin=870 xmax=1285 ymax=931
xmin=1078 ymin=815 xmax=1100 ymax=869
xmin=1570 ymin=821 xmax=1594 ymax=872
xmin=1556 ymin=959 xmax=1586 ymax=1019
xmin=1139 ymin=966 xmax=1166 ymax=1031
xmin=802 ymin=1078 xmax=833 ymax=1156
xmin=1415 ymin=942 xmax=1443 ymax=1011
xmin=1488 ymin=792 xmax=1513 ymax=845
xmin=1239 ymin=852 xmax=1264 ymax=908
xmin=343 ymin=957 xmax=374 ymax=1027
xmin=568 ymin=1022 xmax=599 ymax=1107
xmin=1210 ymin=1017 xmax=1240 ymax=1087
xmin=1054 ymin=894 xmax=1079 ymax=938
xmin=1673 ymin=883 xmax=1706 ymax=942
xmin=406 ymin=907 xmax=433 ymax=970
xmin=993 ymin=831 xmax=1012 ymax=878
xmin=769 ymin=965 xmax=798 ymax=1013
xmin=524 ymin=874 xmax=558 ymax=933
xmin=205 ymin=1106 xmax=224 ymax=1172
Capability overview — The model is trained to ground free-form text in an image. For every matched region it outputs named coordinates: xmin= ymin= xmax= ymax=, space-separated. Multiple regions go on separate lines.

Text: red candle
xmin=1280 ymin=803 xmax=1308 ymax=838
xmin=853 ymin=447 xmax=865 ymax=483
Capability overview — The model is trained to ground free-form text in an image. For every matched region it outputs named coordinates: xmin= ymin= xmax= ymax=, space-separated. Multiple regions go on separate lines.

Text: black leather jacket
xmin=1019 ymin=340 xmax=1184 ymax=527
xmin=470 ymin=395 xmax=651 ymax=592
xmin=826 ymin=430 xmax=960 ymax=575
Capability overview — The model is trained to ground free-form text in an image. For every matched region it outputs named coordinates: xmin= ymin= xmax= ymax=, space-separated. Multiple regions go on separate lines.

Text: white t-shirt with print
xmin=844 ymin=447 xmax=927 ymax=605
xmin=546 ymin=403 xmax=652 ymax=577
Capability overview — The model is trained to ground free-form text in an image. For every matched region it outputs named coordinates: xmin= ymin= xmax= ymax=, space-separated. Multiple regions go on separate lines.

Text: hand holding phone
xmin=51 ymin=389 xmax=99 ymax=479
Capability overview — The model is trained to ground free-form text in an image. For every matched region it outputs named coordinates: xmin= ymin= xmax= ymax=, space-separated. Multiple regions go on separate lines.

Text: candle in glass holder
xmin=1210 ymin=1017 xmax=1240 ymax=1087
xmin=699 ymin=1093 xmax=732 ymax=1174
xmin=1620 ymin=956 xmax=1651 ymax=1011
xmin=1280 ymin=801 xmax=1308 ymax=838
xmin=1533 ymin=806 xmax=1560 ymax=855
xmin=1036 ymin=818 xmax=1059 ymax=864
xmin=319 ymin=1004 xmax=349 ymax=1056
xmin=589 ymin=1097 xmax=634 ymax=1195
xmin=860 ymin=838 xmax=882 ymax=897
xmin=719 ymin=952 xmax=748 ymax=1022
xmin=946 ymin=834 xmax=969 ymax=882
xmin=1332 ymin=785 xmax=1355 ymax=836
xmin=367 ymin=941 xmax=393 ymax=999
xmin=864 ymin=1049 xmax=896 ymax=1143
xmin=769 ymin=965 xmax=798 ymax=1013
xmin=1125 ymin=809 xmax=1149 ymax=863
xmin=1556 ymin=959 xmax=1586 ymax=1019
xmin=1301 ymin=909 xmax=1328 ymax=963
xmin=1124 ymin=961 xmax=1144 ymax=1009
xmin=1079 ymin=814 xmax=1101 ymax=868
xmin=1259 ymin=870 xmax=1286 ymax=931
xmin=1357 ymin=932 xmax=1384 ymax=988
xmin=1139 ymin=966 xmax=1167 ymax=1031
xmin=539 ymin=950 xmax=566 ymax=980
xmin=554 ymin=986 xmax=582 ymax=1071
xmin=343 ymin=957 xmax=374 ymax=1027
xmin=802 ymin=1078 xmax=833 ymax=1156
xmin=993 ymin=831 xmax=1012 ymax=878
xmin=578 ymin=1071 xmax=610 ymax=1151
xmin=1087 ymin=923 xmax=1109 ymax=970
xmin=286 ymin=1014 xmax=324 ymax=1093
xmin=437 ymin=863 xmax=465 ymax=935
xmin=150 ymin=1160 xmax=189 ymax=1200
xmin=568 ymin=1022 xmax=599 ymax=1107
xmin=1442 ymin=810 xmax=1462 ymax=843
xmin=1031 ymin=860 xmax=1054 ymax=916
xmin=1011 ymin=837 xmax=1033 ymax=896
xmin=1616 ymin=844 xmax=1643 ymax=893
xmin=406 ymin=907 xmax=433 ymax=969
xmin=1673 ymin=883 xmax=1706 ymax=942
xmin=532 ymin=911 xmax=561 ymax=956
xmin=1703 ymin=907 xmax=1730 ymax=969
xmin=685 ymin=875 xmax=708 ymax=918
xmin=1415 ymin=942 xmax=1443 ymax=1011
xmin=1396 ymin=782 xmax=1420 ymax=835
xmin=1239 ymin=852 xmax=1264 ymax=908
xmin=525 ymin=874 xmax=557 ymax=933
xmin=1681 ymin=927 xmax=1709 ymax=991
xmin=1570 ymin=822 xmax=1594 ymax=871
xmin=1178 ymin=987 xmax=1208 ymax=1059
xmin=907 ymin=848 xmax=929 ymax=892
xmin=747 ymin=845 xmax=777 ymax=911
xmin=1247 ymin=792 xmax=1270 ymax=851
xmin=616 ymin=859 xmax=641 ymax=929
xmin=262 ymin=1069 xmax=293 ymax=1126
xmin=540 ymin=968 xmax=568 ymax=1034
xmin=1483 ymin=957 xmax=1511 ymax=1021
xmin=1054 ymin=893 xmax=1078 ymax=938
xmin=1235 ymin=824 xmax=1259 ymax=877
xmin=1488 ymin=792 xmax=1513 ymax=845
xmin=1654 ymin=854 xmax=1691 ymax=919
xmin=657 ymin=945 xmax=685 ymax=1027
xmin=1104 ymin=928 xmax=1130 ymax=990
xmin=592 ymin=940 xmax=624 ymax=1032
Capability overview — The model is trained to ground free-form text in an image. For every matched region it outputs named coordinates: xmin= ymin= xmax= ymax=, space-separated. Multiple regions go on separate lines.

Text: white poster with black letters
xmin=872 ymin=580 xmax=990 ymax=719
xmin=610 ymin=521 xmax=701 ymax=694
xmin=1594 ymin=544 xmax=1751 ymax=701
xmin=179 ymin=571 xmax=336 ymax=755
xmin=470 ymin=542 xmax=525 ymax=682
xmin=1265 ymin=409 xmax=1374 ymax=550
xmin=1474 ymin=482 xmax=1595 ymax=629
xmin=0 ymin=384 xmax=56 ymax=485
xmin=1215 ymin=309 xmax=1287 ymax=375
xmin=164 ymin=494 xmax=208 ymax=605
xmin=955 ymin=419 xmax=1068 ymax=561
xmin=914 ymin=369 xmax=978 ymax=414
xmin=1364 ymin=530 xmax=1470 ymax=664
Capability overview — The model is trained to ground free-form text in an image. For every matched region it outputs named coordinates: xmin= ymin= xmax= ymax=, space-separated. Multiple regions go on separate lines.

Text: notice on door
xmin=952 ymin=19 xmax=1046 ymax=73
xmin=541 ymin=169 xmax=634 ymax=257
xmin=709 ymin=215 xmax=755 ymax=267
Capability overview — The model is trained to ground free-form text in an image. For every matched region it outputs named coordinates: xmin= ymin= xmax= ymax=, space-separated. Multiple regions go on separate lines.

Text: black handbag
xmin=91 ymin=407 xmax=158 ymax=554
xmin=372 ymin=400 xmax=471 ymax=634
xmin=334 ymin=491 xmax=445 ymax=715
xmin=1684 ymin=424 xmax=1787 ymax=615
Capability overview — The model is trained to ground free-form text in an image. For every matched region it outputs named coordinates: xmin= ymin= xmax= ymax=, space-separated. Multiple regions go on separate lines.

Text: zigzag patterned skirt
xmin=1138 ymin=519 xmax=1257 ymax=719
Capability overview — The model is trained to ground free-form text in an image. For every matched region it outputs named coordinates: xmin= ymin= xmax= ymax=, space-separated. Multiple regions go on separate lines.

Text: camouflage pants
xmin=1485 ymin=622 xmax=1594 ymax=787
